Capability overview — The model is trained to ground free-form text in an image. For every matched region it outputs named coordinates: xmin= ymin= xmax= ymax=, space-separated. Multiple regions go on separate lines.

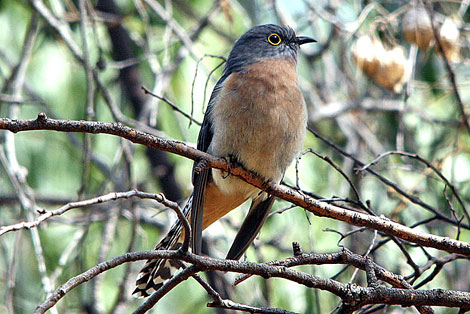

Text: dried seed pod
xmin=373 ymin=45 xmax=408 ymax=93
xmin=352 ymin=35 xmax=384 ymax=77
xmin=437 ymin=18 xmax=460 ymax=61
xmin=402 ymin=6 xmax=434 ymax=50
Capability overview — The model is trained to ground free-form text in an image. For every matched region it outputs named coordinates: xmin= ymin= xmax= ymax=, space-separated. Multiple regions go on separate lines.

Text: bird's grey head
xmin=224 ymin=24 xmax=316 ymax=75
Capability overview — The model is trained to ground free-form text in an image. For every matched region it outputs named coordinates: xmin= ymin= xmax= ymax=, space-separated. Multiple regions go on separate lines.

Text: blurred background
xmin=0 ymin=0 xmax=469 ymax=313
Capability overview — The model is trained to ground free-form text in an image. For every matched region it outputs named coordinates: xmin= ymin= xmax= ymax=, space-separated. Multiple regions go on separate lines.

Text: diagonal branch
xmin=1 ymin=114 xmax=470 ymax=256
xmin=423 ymin=0 xmax=470 ymax=134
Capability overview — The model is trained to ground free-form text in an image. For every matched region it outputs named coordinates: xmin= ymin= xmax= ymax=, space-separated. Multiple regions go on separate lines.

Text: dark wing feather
xmin=190 ymin=168 xmax=209 ymax=254
xmin=190 ymin=74 xmax=229 ymax=254
xmin=226 ymin=195 xmax=275 ymax=260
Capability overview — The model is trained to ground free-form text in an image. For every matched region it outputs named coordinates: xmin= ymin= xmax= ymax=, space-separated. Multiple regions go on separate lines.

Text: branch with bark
xmin=1 ymin=114 xmax=469 ymax=256
xmin=35 ymin=246 xmax=470 ymax=314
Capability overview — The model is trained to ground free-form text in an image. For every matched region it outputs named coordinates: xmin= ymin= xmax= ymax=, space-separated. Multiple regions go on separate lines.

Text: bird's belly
xmin=210 ymin=111 xmax=278 ymax=198
xmin=208 ymin=59 xmax=306 ymax=198
xmin=210 ymin=115 xmax=304 ymax=198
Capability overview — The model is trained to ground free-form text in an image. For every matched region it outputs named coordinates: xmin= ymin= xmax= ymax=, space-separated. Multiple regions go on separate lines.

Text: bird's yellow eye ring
xmin=267 ymin=33 xmax=282 ymax=46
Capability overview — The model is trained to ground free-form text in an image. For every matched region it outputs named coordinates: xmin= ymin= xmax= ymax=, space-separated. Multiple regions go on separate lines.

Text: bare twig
xmin=142 ymin=86 xmax=201 ymax=126
xmin=357 ymin=150 xmax=469 ymax=222
xmin=308 ymin=126 xmax=469 ymax=229
xmin=423 ymin=0 xmax=470 ymax=135
xmin=0 ymin=189 xmax=190 ymax=247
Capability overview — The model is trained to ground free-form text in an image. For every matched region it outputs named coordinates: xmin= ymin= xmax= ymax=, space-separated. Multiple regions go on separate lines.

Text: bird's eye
xmin=267 ymin=33 xmax=282 ymax=46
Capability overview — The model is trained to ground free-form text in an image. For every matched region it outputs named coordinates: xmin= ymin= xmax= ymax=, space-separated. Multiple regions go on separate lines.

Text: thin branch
xmin=0 ymin=190 xmax=190 ymax=249
xmin=178 ymin=261 xmax=295 ymax=314
xmin=30 ymin=0 xmax=169 ymax=138
xmin=423 ymin=0 xmax=470 ymax=135
xmin=143 ymin=0 xmax=199 ymax=61
xmin=297 ymin=148 xmax=367 ymax=212
xmin=307 ymin=126 xmax=469 ymax=229
xmin=208 ymin=300 xmax=298 ymax=314
xmin=133 ymin=264 xmax=199 ymax=313
xmin=357 ymin=150 xmax=469 ymax=223
xmin=235 ymin=247 xmax=410 ymax=290
xmin=141 ymin=86 xmax=201 ymax=126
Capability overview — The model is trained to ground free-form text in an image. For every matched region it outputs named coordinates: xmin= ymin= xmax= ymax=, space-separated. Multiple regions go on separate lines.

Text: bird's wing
xmin=226 ymin=194 xmax=275 ymax=260
xmin=191 ymin=74 xmax=228 ymax=254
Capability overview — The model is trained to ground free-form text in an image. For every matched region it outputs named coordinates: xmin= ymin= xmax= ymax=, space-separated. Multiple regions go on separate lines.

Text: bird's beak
xmin=296 ymin=36 xmax=317 ymax=45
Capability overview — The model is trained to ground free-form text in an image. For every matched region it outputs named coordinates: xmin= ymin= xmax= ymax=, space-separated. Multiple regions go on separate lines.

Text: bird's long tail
xmin=132 ymin=195 xmax=192 ymax=298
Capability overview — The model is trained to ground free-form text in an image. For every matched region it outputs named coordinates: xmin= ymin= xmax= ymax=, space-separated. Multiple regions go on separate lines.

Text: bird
xmin=133 ymin=24 xmax=316 ymax=298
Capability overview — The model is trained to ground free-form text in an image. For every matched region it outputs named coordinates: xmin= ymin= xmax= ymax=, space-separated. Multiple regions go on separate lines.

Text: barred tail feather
xmin=133 ymin=196 xmax=192 ymax=298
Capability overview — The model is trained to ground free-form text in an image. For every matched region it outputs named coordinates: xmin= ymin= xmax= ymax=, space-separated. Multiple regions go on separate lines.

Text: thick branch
xmin=1 ymin=114 xmax=470 ymax=256
xmin=35 ymin=250 xmax=470 ymax=313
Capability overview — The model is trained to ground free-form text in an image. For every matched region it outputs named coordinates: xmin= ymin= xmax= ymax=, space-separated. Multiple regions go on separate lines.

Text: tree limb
xmin=1 ymin=114 xmax=470 ymax=256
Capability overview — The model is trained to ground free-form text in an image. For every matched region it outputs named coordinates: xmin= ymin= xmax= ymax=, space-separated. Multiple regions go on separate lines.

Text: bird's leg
xmin=222 ymin=154 xmax=241 ymax=179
